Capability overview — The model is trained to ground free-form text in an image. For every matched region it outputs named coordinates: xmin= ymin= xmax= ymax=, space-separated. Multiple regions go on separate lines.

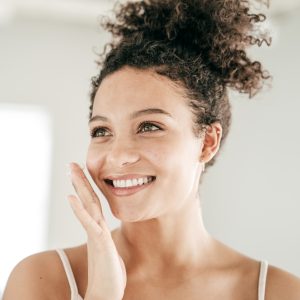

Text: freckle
xmin=39 ymin=276 xmax=43 ymax=280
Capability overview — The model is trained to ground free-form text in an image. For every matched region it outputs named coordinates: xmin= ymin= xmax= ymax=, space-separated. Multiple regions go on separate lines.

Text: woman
xmin=3 ymin=0 xmax=300 ymax=299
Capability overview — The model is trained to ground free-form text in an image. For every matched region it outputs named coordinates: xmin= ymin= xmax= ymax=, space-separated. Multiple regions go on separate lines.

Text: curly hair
xmin=89 ymin=0 xmax=271 ymax=169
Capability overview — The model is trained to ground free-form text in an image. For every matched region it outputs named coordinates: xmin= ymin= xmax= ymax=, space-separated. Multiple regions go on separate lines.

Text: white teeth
xmin=112 ymin=176 xmax=153 ymax=188
xmin=120 ymin=180 xmax=126 ymax=188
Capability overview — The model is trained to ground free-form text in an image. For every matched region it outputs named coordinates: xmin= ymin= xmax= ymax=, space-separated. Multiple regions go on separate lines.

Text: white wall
xmin=201 ymin=12 xmax=300 ymax=276
xmin=0 ymin=6 xmax=299 ymax=288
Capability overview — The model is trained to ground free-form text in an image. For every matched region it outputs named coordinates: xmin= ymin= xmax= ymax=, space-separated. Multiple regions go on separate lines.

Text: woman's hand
xmin=67 ymin=162 xmax=127 ymax=300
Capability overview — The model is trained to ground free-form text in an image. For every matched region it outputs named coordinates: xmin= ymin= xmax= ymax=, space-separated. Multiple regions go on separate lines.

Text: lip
xmin=105 ymin=174 xmax=155 ymax=181
xmin=104 ymin=177 xmax=156 ymax=197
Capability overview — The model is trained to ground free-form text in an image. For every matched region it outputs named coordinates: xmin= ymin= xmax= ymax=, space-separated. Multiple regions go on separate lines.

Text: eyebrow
xmin=88 ymin=108 xmax=173 ymax=124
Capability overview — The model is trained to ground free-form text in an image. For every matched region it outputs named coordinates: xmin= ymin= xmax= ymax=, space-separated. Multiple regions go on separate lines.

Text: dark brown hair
xmin=89 ymin=0 xmax=271 ymax=169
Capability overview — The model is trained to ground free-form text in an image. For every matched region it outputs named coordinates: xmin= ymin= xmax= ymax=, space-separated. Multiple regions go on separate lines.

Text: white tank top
xmin=56 ymin=249 xmax=268 ymax=300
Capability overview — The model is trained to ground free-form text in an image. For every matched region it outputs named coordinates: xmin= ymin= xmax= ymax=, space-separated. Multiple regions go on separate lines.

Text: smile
xmin=104 ymin=176 xmax=156 ymax=197
xmin=105 ymin=176 xmax=155 ymax=188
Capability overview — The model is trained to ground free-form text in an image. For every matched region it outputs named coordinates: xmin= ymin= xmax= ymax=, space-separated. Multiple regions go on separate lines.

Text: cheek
xmin=142 ymin=140 xmax=175 ymax=171
xmin=149 ymin=136 xmax=186 ymax=165
xmin=155 ymin=136 xmax=199 ymax=187
xmin=86 ymin=144 xmax=106 ymax=180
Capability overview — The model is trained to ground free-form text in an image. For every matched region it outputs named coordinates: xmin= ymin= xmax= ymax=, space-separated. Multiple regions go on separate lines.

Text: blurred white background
xmin=0 ymin=0 xmax=300 ymax=294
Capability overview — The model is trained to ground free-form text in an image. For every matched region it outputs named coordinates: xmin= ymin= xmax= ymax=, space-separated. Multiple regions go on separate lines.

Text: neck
xmin=113 ymin=196 xmax=214 ymax=279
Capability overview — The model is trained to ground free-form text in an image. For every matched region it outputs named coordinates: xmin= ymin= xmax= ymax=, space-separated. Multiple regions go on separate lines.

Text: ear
xmin=200 ymin=122 xmax=223 ymax=164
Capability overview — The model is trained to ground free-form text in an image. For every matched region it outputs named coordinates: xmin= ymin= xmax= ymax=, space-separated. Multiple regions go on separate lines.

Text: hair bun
xmin=101 ymin=0 xmax=271 ymax=96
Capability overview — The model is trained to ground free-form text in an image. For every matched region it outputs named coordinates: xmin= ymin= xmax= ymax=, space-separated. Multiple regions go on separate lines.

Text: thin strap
xmin=258 ymin=260 xmax=268 ymax=300
xmin=56 ymin=249 xmax=83 ymax=300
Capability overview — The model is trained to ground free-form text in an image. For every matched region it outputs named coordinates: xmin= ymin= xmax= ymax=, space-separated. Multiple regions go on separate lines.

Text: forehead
xmin=93 ymin=67 xmax=190 ymax=117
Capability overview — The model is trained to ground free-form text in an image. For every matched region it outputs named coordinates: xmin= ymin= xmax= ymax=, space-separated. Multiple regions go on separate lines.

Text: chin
xmin=111 ymin=208 xmax=150 ymax=223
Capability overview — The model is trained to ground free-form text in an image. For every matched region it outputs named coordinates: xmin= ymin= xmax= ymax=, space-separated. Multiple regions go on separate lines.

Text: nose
xmin=105 ymin=136 xmax=140 ymax=167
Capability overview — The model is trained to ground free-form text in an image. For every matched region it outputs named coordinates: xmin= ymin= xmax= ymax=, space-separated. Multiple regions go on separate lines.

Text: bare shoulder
xmin=266 ymin=264 xmax=300 ymax=300
xmin=211 ymin=239 xmax=300 ymax=300
xmin=2 ymin=249 xmax=71 ymax=300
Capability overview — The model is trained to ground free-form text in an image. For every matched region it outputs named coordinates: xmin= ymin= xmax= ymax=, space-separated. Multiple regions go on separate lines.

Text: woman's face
xmin=86 ymin=67 xmax=204 ymax=222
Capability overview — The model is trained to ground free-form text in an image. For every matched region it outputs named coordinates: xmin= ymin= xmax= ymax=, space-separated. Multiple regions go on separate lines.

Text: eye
xmin=138 ymin=122 xmax=162 ymax=133
xmin=90 ymin=126 xmax=110 ymax=138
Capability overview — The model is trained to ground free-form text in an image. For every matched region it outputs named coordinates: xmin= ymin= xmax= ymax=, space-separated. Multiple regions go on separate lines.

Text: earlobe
xmin=199 ymin=122 xmax=223 ymax=164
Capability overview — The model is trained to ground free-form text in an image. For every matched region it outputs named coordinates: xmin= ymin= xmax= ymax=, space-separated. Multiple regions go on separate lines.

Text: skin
xmin=3 ymin=66 xmax=300 ymax=300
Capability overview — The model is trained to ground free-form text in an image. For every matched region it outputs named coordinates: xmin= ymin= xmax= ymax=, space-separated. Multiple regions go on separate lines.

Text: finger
xmin=69 ymin=162 xmax=105 ymax=224
xmin=69 ymin=162 xmax=99 ymax=205
xmin=67 ymin=194 xmax=105 ymax=237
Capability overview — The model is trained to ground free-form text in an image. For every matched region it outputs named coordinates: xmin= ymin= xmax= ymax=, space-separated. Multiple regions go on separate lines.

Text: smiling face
xmin=86 ymin=66 xmax=206 ymax=222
